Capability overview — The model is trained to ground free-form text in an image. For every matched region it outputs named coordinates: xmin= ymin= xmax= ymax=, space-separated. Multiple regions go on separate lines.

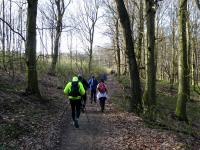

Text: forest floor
xmin=0 ymin=71 xmax=200 ymax=150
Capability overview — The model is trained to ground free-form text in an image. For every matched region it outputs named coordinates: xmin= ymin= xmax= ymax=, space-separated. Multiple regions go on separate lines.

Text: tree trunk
xmin=2 ymin=0 xmax=6 ymax=70
xmin=50 ymin=0 xmax=65 ymax=75
xmin=115 ymin=0 xmax=142 ymax=113
xmin=143 ymin=0 xmax=156 ymax=111
xmin=137 ymin=0 xmax=144 ymax=72
xmin=25 ymin=0 xmax=41 ymax=97
xmin=186 ymin=8 xmax=191 ymax=100
xmin=50 ymin=19 xmax=62 ymax=75
xmin=115 ymin=18 xmax=121 ymax=77
xmin=88 ymin=24 xmax=95 ymax=74
xmin=170 ymin=10 xmax=176 ymax=89
xmin=88 ymin=42 xmax=93 ymax=74
xmin=50 ymin=29 xmax=61 ymax=74
xmin=175 ymin=0 xmax=188 ymax=121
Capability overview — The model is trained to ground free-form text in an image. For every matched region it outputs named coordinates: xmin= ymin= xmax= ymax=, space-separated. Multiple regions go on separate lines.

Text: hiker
xmin=88 ymin=75 xmax=98 ymax=103
xmin=78 ymin=74 xmax=89 ymax=112
xmin=64 ymin=76 xmax=85 ymax=128
xmin=97 ymin=79 xmax=108 ymax=112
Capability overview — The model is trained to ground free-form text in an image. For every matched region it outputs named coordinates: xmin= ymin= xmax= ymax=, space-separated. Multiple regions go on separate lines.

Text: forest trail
xmin=59 ymin=76 xmax=115 ymax=150
xmin=58 ymin=75 xmax=199 ymax=150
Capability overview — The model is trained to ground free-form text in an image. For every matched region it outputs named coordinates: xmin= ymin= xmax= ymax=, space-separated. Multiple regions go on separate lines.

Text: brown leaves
xmin=99 ymin=111 xmax=189 ymax=150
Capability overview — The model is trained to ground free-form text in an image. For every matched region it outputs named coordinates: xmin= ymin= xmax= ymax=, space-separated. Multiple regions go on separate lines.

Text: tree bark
xmin=50 ymin=0 xmax=65 ymax=75
xmin=115 ymin=18 xmax=121 ymax=77
xmin=170 ymin=8 xmax=176 ymax=89
xmin=143 ymin=0 xmax=156 ymax=110
xmin=115 ymin=0 xmax=142 ymax=112
xmin=25 ymin=0 xmax=41 ymax=97
xmin=2 ymin=0 xmax=6 ymax=69
xmin=186 ymin=8 xmax=191 ymax=100
xmin=175 ymin=0 xmax=188 ymax=121
xmin=137 ymin=0 xmax=144 ymax=70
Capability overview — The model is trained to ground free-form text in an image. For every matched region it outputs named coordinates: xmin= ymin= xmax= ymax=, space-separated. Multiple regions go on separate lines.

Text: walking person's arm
xmin=64 ymin=82 xmax=71 ymax=95
xmin=79 ymin=82 xmax=86 ymax=96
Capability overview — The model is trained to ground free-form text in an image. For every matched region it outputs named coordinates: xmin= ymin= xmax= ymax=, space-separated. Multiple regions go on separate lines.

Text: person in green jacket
xmin=64 ymin=76 xmax=85 ymax=128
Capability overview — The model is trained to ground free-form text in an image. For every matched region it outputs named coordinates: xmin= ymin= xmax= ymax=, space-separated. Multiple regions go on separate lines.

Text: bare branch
xmin=0 ymin=17 xmax=25 ymax=41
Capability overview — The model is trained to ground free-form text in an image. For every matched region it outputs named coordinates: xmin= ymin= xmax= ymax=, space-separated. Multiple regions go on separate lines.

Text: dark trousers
xmin=81 ymin=93 xmax=87 ymax=108
xmin=90 ymin=89 xmax=96 ymax=103
xmin=99 ymin=97 xmax=106 ymax=112
xmin=70 ymin=100 xmax=81 ymax=121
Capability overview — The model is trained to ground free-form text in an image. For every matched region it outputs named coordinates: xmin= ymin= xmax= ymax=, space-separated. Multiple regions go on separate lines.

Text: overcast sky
xmin=37 ymin=0 xmax=111 ymax=55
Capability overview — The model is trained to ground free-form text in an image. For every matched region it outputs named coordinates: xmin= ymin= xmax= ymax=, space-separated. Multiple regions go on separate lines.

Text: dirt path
xmin=59 ymin=76 xmax=114 ymax=150
xmin=58 ymin=75 xmax=199 ymax=150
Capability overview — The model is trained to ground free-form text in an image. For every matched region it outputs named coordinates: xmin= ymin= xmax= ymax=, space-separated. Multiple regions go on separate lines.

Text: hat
xmin=72 ymin=76 xmax=78 ymax=82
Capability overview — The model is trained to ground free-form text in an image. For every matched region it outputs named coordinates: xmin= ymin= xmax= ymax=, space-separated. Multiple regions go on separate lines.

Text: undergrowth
xmin=114 ymin=75 xmax=200 ymax=138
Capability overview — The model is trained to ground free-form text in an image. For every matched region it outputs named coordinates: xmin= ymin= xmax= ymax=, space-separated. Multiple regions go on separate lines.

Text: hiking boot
xmin=74 ymin=119 xmax=79 ymax=128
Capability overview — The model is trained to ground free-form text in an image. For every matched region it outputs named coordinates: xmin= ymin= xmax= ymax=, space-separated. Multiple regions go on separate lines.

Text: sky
xmin=37 ymin=0 xmax=111 ymax=55
xmin=0 ymin=0 xmax=111 ymax=55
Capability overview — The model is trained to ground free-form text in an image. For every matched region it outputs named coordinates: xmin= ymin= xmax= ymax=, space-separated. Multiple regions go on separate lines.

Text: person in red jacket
xmin=97 ymin=79 xmax=108 ymax=112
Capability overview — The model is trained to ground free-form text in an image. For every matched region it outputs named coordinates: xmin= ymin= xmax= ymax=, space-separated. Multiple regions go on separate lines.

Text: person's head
xmin=72 ymin=76 xmax=78 ymax=82
xmin=100 ymin=79 xmax=104 ymax=83
xmin=78 ymin=74 xmax=82 ymax=80
xmin=92 ymin=75 xmax=95 ymax=79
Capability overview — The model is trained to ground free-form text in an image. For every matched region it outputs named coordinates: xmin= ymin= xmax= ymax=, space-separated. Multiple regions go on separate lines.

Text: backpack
xmin=98 ymin=82 xmax=106 ymax=93
xmin=69 ymin=81 xmax=81 ymax=97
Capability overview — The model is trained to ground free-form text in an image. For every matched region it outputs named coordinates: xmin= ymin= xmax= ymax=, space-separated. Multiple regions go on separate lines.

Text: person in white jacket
xmin=97 ymin=79 xmax=108 ymax=112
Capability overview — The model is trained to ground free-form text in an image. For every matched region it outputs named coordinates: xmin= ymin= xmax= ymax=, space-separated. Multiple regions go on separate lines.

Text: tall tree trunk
xmin=115 ymin=18 xmax=121 ymax=77
xmin=88 ymin=23 xmax=95 ymax=74
xmin=137 ymin=0 xmax=144 ymax=70
xmin=50 ymin=19 xmax=62 ymax=75
xmin=88 ymin=42 xmax=93 ymax=74
xmin=192 ymin=24 xmax=198 ymax=91
xmin=19 ymin=4 xmax=23 ymax=72
xmin=186 ymin=8 xmax=191 ymax=100
xmin=115 ymin=0 xmax=142 ymax=113
xmin=25 ymin=0 xmax=41 ymax=97
xmin=143 ymin=0 xmax=156 ymax=111
xmin=175 ymin=0 xmax=188 ymax=121
xmin=170 ymin=10 xmax=176 ymax=89
xmin=50 ymin=0 xmax=66 ymax=75
xmin=9 ymin=0 xmax=12 ymax=71
xmin=2 ymin=0 xmax=6 ymax=69
xmin=50 ymin=28 xmax=61 ymax=74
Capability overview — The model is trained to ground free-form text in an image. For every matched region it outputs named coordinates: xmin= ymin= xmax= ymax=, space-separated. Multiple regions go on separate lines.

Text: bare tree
xmin=75 ymin=0 xmax=100 ymax=73
xmin=49 ymin=0 xmax=71 ymax=75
